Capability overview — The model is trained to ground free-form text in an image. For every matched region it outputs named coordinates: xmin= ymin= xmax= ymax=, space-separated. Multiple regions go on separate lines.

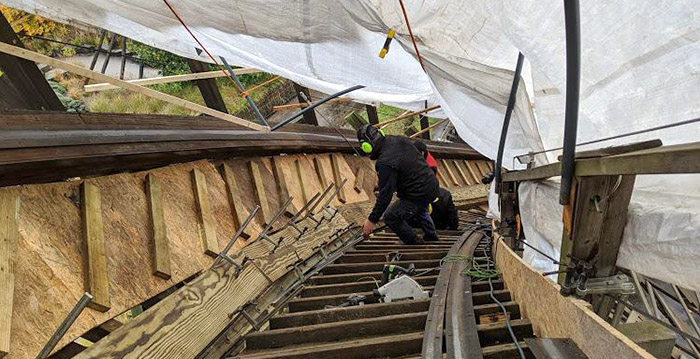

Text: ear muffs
xmin=361 ymin=141 xmax=373 ymax=153
xmin=358 ymin=125 xmax=385 ymax=154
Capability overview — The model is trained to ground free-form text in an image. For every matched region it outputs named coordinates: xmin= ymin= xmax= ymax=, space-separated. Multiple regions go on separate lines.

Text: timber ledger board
xmin=494 ymin=236 xmax=655 ymax=359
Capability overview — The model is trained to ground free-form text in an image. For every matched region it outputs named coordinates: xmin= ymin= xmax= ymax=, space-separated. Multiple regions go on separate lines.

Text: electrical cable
xmin=356 ymin=276 xmax=380 ymax=289
xmin=481 ymin=243 xmax=526 ymax=358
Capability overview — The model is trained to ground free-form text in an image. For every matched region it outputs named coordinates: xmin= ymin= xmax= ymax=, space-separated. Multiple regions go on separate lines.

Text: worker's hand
xmin=362 ymin=219 xmax=375 ymax=238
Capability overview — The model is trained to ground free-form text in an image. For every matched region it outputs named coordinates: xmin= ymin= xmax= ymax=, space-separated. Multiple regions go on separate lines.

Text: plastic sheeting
xmin=4 ymin=0 xmax=699 ymax=289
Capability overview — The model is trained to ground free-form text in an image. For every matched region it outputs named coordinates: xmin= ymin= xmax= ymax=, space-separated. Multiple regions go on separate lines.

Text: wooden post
xmin=354 ymin=166 xmax=366 ymax=193
xmin=146 ymin=174 xmax=171 ymax=279
xmin=0 ymin=192 xmax=19 ymax=357
xmin=248 ymin=161 xmax=272 ymax=226
xmin=330 ymin=154 xmax=347 ymax=203
xmin=419 ymin=101 xmax=430 ymax=140
xmin=366 ymin=105 xmax=379 ymax=125
xmin=293 ymin=83 xmax=318 ymax=126
xmin=81 ymin=183 xmax=110 ymax=312
xmin=221 ymin=164 xmax=251 ymax=239
xmin=313 ymin=156 xmax=329 ymax=189
xmin=0 ymin=12 xmax=64 ymax=111
xmin=187 ymin=59 xmax=229 ymax=113
xmin=498 ymin=181 xmax=518 ymax=249
xmin=192 ymin=169 xmax=219 ymax=257
xmin=271 ymin=157 xmax=297 ymax=216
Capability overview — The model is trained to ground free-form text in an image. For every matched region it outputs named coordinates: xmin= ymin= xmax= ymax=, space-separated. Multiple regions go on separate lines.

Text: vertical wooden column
xmin=498 ymin=181 xmax=518 ymax=249
xmin=81 ymin=183 xmax=110 ymax=312
xmin=0 ymin=12 xmax=64 ymax=111
xmin=187 ymin=59 xmax=228 ymax=113
xmin=293 ymin=83 xmax=318 ymax=126
xmin=419 ymin=101 xmax=430 ymax=140
xmin=192 ymin=169 xmax=219 ymax=257
xmin=330 ymin=154 xmax=347 ymax=203
xmin=146 ymin=174 xmax=171 ymax=279
xmin=271 ymin=157 xmax=297 ymax=216
xmin=0 ymin=192 xmax=19 ymax=357
xmin=365 ymin=105 xmax=379 ymax=125
xmin=248 ymin=161 xmax=273 ymax=226
xmin=221 ymin=164 xmax=251 ymax=239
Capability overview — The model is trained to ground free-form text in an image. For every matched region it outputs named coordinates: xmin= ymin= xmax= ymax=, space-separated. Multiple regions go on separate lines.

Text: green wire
xmin=440 ymin=253 xmax=500 ymax=280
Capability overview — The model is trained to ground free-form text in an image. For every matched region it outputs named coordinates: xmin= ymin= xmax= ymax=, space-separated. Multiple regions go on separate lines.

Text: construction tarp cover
xmin=4 ymin=0 xmax=700 ymax=291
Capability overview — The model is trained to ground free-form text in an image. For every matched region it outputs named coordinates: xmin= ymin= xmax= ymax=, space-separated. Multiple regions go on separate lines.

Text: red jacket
xmin=425 ymin=152 xmax=438 ymax=173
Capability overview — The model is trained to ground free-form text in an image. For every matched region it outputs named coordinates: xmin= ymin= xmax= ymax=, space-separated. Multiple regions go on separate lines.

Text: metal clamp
xmin=576 ymin=274 xmax=635 ymax=297
xmin=229 ymin=301 xmax=264 ymax=331
xmin=287 ymin=259 xmax=307 ymax=282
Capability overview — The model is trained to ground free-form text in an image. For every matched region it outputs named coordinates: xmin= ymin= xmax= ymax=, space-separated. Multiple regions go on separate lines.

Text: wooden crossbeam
xmin=313 ymin=156 xmax=329 ymax=189
xmin=452 ymin=160 xmax=471 ymax=185
xmin=0 ymin=42 xmax=268 ymax=131
xmin=81 ymin=183 xmax=110 ymax=312
xmin=295 ymin=159 xmax=309 ymax=204
xmin=464 ymin=160 xmax=481 ymax=184
xmin=248 ymin=161 xmax=273 ymax=226
xmin=222 ymin=164 xmax=251 ymax=239
xmin=0 ymin=192 xmax=19 ymax=358
xmin=146 ymin=174 xmax=171 ymax=279
xmin=354 ymin=166 xmax=366 ymax=193
xmin=271 ymin=157 xmax=297 ymax=215
xmin=84 ymin=68 xmax=260 ymax=92
xmin=192 ymin=169 xmax=219 ymax=257
xmin=330 ymin=154 xmax=347 ymax=203
xmin=440 ymin=159 xmax=460 ymax=186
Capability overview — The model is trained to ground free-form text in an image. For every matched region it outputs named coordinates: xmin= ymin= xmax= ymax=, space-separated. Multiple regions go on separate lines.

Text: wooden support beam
xmin=146 ymin=174 xmax=171 ymax=279
xmin=436 ymin=170 xmax=448 ymax=188
xmin=366 ymin=105 xmax=379 ymax=125
xmin=222 ymin=164 xmax=251 ymax=239
xmin=271 ymin=157 xmax=297 ymax=216
xmin=0 ymin=42 xmax=267 ymax=131
xmin=81 ymin=183 xmax=110 ymax=312
xmin=248 ymin=161 xmax=273 ymax=226
xmin=476 ymin=161 xmax=491 ymax=177
xmin=464 ymin=160 xmax=482 ymax=184
xmin=187 ymin=59 xmax=228 ymax=113
xmin=293 ymin=83 xmax=318 ymax=126
xmin=452 ymin=160 xmax=471 ymax=185
xmin=440 ymin=159 xmax=460 ymax=186
xmin=330 ymin=154 xmax=347 ymax=203
xmin=84 ymin=68 xmax=260 ymax=92
xmin=192 ymin=169 xmax=219 ymax=257
xmin=313 ymin=156 xmax=329 ymax=189
xmin=0 ymin=192 xmax=19 ymax=358
xmin=295 ymin=159 xmax=308 ymax=204
xmin=0 ymin=13 xmax=64 ymax=111
xmin=354 ymin=166 xmax=366 ymax=193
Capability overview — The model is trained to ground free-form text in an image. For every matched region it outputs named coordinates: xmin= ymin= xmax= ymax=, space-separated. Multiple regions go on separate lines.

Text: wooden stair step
xmin=474 ymin=301 xmax=521 ymax=323
xmin=288 ymin=288 xmax=433 ymax=312
xmin=246 ymin=311 xmax=427 ymax=350
xmin=271 ymin=299 xmax=430 ymax=329
xmin=322 ymin=259 xmax=441 ymax=275
xmin=236 ymin=332 xmax=423 ymax=359
xmin=354 ymin=244 xmax=453 ymax=250
xmin=301 ymin=275 xmax=437 ymax=297
xmin=336 ymin=251 xmax=447 ymax=263
xmin=478 ymin=319 xmax=534 ymax=346
xmin=472 ymin=279 xmax=505 ymax=292
xmin=473 ymin=289 xmax=511 ymax=305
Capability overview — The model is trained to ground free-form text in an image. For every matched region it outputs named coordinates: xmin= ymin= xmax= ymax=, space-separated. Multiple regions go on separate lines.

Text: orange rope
xmin=397 ymin=0 xmax=426 ymax=72
xmin=160 ymin=0 xmax=248 ymax=96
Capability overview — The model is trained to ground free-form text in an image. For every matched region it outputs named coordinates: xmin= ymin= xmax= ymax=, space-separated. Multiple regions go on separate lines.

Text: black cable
xmin=271 ymin=85 xmax=365 ymax=131
xmin=481 ymin=244 xmax=526 ymax=359
xmin=512 ymin=237 xmax=562 ymax=265
xmin=560 ymin=0 xmax=581 ymax=205
xmin=494 ymin=52 xmax=525 ymax=193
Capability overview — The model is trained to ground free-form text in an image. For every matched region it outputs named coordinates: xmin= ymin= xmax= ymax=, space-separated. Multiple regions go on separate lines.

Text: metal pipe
xmin=100 ymin=35 xmax=118 ymax=74
xmin=217 ymin=205 xmax=260 ymax=261
xmin=37 ymin=292 xmax=93 ymax=359
xmin=559 ymin=0 xmax=581 ymax=205
xmin=494 ymin=52 xmax=525 ymax=193
xmin=271 ymin=85 xmax=365 ymax=131
xmin=219 ymin=56 xmax=269 ymax=126
xmin=88 ymin=30 xmax=106 ymax=71
xmin=119 ymin=36 xmax=127 ymax=80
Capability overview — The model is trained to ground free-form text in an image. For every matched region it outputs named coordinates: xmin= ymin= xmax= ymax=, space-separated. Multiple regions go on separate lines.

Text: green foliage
xmin=49 ymin=80 xmax=87 ymax=113
xmin=0 ymin=5 xmax=66 ymax=37
xmin=127 ymin=40 xmax=190 ymax=76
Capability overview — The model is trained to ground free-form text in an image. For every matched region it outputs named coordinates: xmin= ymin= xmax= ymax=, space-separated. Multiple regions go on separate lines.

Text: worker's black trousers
xmin=384 ymin=198 xmax=438 ymax=244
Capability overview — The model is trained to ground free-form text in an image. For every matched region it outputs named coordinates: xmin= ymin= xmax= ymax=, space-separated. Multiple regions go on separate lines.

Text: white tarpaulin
xmin=3 ymin=0 xmax=699 ymax=290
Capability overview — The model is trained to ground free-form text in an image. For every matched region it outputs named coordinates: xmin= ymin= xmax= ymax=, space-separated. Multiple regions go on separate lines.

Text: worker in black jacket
xmin=429 ymin=187 xmax=460 ymax=230
xmin=357 ymin=124 xmax=439 ymax=244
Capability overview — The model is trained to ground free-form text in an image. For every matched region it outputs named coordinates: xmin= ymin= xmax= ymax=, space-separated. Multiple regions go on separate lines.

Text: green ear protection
xmin=360 ymin=128 xmax=385 ymax=154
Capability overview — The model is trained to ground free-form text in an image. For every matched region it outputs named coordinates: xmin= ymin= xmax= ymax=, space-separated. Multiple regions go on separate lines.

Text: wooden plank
xmin=222 ymin=164 xmax=251 ymax=239
xmin=475 ymin=161 xmax=491 ymax=177
xmin=146 ymin=174 xmax=171 ymax=279
xmin=494 ymin=236 xmax=655 ymax=359
xmin=293 ymin=83 xmax=318 ymax=126
xmin=0 ymin=13 xmax=64 ymax=111
xmin=248 ymin=161 xmax=273 ymax=226
xmin=271 ymin=157 xmax=297 ymax=215
xmin=187 ymin=59 xmax=228 ymax=113
xmin=440 ymin=159 xmax=460 ymax=186
xmin=436 ymin=170 xmax=448 ymax=188
xmin=452 ymin=159 xmax=472 ymax=185
xmin=330 ymin=154 xmax=347 ymax=203
xmin=72 ymin=214 xmax=350 ymax=359
xmin=0 ymin=192 xmax=18 ymax=358
xmin=192 ymin=169 xmax=219 ymax=257
xmin=366 ymin=105 xmax=379 ymax=125
xmin=464 ymin=160 xmax=482 ymax=184
xmin=81 ymin=183 xmax=110 ymax=312
xmin=313 ymin=156 xmax=329 ymax=189
xmin=353 ymin=166 xmax=366 ymax=193
xmin=84 ymin=68 xmax=260 ymax=92
xmin=502 ymin=162 xmax=560 ymax=183
xmin=557 ymin=139 xmax=663 ymax=161
xmin=294 ymin=159 xmax=309 ymax=204
xmin=0 ymin=42 xmax=268 ymax=131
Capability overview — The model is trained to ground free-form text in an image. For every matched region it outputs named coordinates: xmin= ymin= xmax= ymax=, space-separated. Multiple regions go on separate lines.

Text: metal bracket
xmin=229 ymin=301 xmax=265 ymax=331
xmin=313 ymin=241 xmax=329 ymax=260
xmin=287 ymin=259 xmax=307 ymax=282
xmin=576 ymin=274 xmax=635 ymax=297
